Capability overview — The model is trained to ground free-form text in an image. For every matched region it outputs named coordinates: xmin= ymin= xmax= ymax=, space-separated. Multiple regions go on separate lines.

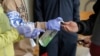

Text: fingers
xmin=61 ymin=22 xmax=71 ymax=32
xmin=61 ymin=25 xmax=70 ymax=32
xmin=56 ymin=17 xmax=63 ymax=22
xmin=31 ymin=28 xmax=45 ymax=39
xmin=83 ymin=41 xmax=91 ymax=48
xmin=61 ymin=21 xmax=78 ymax=32
xmin=61 ymin=21 xmax=73 ymax=25
xmin=55 ymin=17 xmax=64 ymax=25
xmin=61 ymin=23 xmax=69 ymax=32
xmin=82 ymin=36 xmax=91 ymax=48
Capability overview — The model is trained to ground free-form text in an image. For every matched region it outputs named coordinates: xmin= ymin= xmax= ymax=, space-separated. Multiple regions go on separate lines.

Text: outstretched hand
xmin=46 ymin=17 xmax=63 ymax=31
xmin=61 ymin=21 xmax=79 ymax=33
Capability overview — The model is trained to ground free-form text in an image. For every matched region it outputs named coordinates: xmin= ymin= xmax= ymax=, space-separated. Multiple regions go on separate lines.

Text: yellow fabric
xmin=0 ymin=6 xmax=11 ymax=33
xmin=0 ymin=6 xmax=24 ymax=56
xmin=0 ymin=28 xmax=24 ymax=56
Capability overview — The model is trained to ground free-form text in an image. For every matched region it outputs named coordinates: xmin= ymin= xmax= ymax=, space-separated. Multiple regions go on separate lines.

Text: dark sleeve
xmin=77 ymin=14 xmax=97 ymax=35
xmin=73 ymin=0 xmax=80 ymax=22
xmin=34 ymin=0 xmax=44 ymax=22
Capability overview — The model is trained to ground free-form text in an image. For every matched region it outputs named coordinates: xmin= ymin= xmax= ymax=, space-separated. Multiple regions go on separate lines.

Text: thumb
xmin=62 ymin=22 xmax=70 ymax=25
xmin=56 ymin=17 xmax=64 ymax=22
xmin=62 ymin=21 xmax=73 ymax=25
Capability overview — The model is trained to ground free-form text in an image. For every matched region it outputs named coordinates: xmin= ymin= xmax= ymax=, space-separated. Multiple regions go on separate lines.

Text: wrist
xmin=76 ymin=22 xmax=83 ymax=34
xmin=35 ymin=22 xmax=46 ymax=30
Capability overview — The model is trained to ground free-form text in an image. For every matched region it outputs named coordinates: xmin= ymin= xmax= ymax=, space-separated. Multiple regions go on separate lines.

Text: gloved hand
xmin=16 ymin=25 xmax=32 ymax=38
xmin=16 ymin=25 xmax=45 ymax=39
xmin=46 ymin=17 xmax=63 ymax=31
xmin=31 ymin=28 xmax=45 ymax=39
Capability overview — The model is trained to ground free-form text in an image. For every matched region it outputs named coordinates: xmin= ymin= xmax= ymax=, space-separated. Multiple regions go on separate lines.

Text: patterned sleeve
xmin=6 ymin=11 xmax=24 ymax=27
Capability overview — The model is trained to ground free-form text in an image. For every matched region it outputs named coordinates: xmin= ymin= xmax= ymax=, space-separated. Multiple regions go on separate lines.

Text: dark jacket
xmin=34 ymin=0 xmax=80 ymax=22
xmin=78 ymin=0 xmax=100 ymax=45
xmin=34 ymin=0 xmax=80 ymax=56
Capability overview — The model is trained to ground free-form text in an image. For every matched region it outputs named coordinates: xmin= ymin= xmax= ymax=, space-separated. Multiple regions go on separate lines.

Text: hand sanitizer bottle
xmin=39 ymin=30 xmax=58 ymax=47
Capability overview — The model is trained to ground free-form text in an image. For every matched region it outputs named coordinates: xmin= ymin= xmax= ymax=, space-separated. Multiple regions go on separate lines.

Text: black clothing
xmin=78 ymin=0 xmax=100 ymax=46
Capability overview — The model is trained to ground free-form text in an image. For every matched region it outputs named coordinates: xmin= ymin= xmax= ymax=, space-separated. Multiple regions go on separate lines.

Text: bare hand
xmin=83 ymin=36 xmax=91 ymax=47
xmin=61 ymin=21 xmax=79 ymax=32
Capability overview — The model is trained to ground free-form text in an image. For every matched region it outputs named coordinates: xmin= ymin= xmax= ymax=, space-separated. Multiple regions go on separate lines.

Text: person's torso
xmin=42 ymin=0 xmax=78 ymax=21
xmin=41 ymin=0 xmax=78 ymax=39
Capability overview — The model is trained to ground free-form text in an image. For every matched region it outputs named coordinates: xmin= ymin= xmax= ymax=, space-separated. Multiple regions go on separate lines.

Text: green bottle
xmin=39 ymin=30 xmax=58 ymax=47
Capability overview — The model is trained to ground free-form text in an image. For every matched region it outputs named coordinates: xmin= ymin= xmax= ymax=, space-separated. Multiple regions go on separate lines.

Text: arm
xmin=73 ymin=0 xmax=80 ymax=22
xmin=7 ymin=11 xmax=24 ymax=28
xmin=77 ymin=0 xmax=99 ymax=35
xmin=0 ymin=28 xmax=23 ymax=48
xmin=6 ymin=11 xmax=45 ymax=39
xmin=2 ymin=0 xmax=17 ymax=12
xmin=77 ymin=14 xmax=96 ymax=35
xmin=34 ymin=0 xmax=44 ymax=22
xmin=61 ymin=14 xmax=96 ymax=35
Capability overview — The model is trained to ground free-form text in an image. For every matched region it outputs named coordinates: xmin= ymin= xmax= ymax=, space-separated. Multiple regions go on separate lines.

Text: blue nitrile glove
xmin=46 ymin=17 xmax=63 ymax=31
xmin=16 ymin=22 xmax=34 ymax=38
xmin=7 ymin=11 xmax=24 ymax=28
xmin=31 ymin=28 xmax=45 ymax=39
xmin=16 ymin=25 xmax=45 ymax=39
xmin=16 ymin=25 xmax=32 ymax=38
